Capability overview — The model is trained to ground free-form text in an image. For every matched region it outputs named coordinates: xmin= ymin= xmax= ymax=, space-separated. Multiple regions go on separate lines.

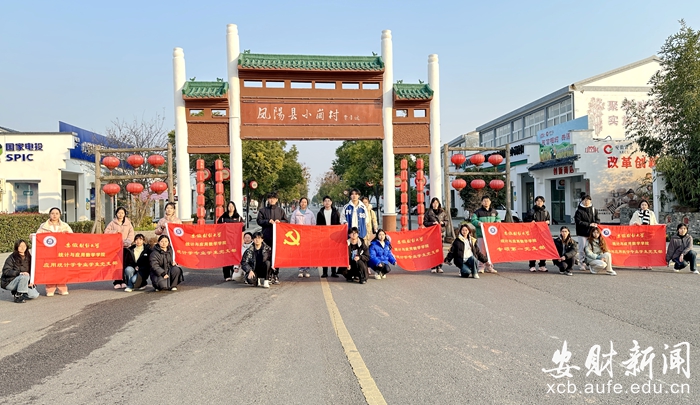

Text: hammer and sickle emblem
xmin=283 ymin=229 xmax=301 ymax=246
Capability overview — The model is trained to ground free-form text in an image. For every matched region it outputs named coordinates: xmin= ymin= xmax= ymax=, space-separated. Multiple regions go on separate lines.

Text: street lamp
xmin=244 ymin=179 xmax=258 ymax=228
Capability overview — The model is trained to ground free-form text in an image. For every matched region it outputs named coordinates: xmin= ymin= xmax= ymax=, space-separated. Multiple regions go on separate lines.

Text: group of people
xmin=3 ymin=191 xmax=698 ymax=302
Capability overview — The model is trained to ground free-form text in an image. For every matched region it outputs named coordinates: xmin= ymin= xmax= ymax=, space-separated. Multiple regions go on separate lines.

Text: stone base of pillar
xmin=382 ymin=214 xmax=397 ymax=232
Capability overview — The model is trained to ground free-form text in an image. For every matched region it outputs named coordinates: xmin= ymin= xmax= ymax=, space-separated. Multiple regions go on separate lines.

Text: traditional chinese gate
xmin=172 ymin=25 xmax=443 ymax=231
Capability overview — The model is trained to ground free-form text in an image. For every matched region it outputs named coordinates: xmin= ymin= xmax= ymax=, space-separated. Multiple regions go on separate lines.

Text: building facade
xmin=446 ymin=56 xmax=660 ymax=224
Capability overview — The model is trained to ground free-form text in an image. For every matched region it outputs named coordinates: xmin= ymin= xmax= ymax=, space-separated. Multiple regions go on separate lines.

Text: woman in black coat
xmin=444 ymin=224 xmax=488 ymax=279
xmin=425 ymin=197 xmax=449 ymax=274
xmin=123 ymin=234 xmax=152 ymax=291
xmin=149 ymin=235 xmax=183 ymax=291
xmin=552 ymin=226 xmax=578 ymax=276
xmin=217 ymin=201 xmax=244 ymax=281
xmin=2 ymin=239 xmax=39 ymax=302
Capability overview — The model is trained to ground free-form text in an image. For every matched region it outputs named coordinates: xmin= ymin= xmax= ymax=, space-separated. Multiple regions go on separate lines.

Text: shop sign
xmin=537 ymin=117 xmax=588 ymax=162
xmin=552 ymin=165 xmax=575 ymax=176
xmin=2 ymin=142 xmax=44 ymax=162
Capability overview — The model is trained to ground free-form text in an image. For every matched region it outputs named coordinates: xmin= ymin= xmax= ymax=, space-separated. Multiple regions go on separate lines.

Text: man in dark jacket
xmin=528 ymin=196 xmax=551 ymax=272
xmin=338 ymin=227 xmax=370 ymax=284
xmin=123 ymin=234 xmax=151 ymax=292
xmin=317 ymin=195 xmax=342 ymax=278
xmin=574 ymin=195 xmax=600 ymax=269
xmin=257 ymin=191 xmax=287 ymax=284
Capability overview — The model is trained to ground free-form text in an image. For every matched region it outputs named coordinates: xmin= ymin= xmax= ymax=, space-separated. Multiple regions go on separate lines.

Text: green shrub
xmin=68 ymin=221 xmax=95 ymax=234
xmin=0 ymin=213 xmax=49 ymax=252
xmin=139 ymin=215 xmax=153 ymax=229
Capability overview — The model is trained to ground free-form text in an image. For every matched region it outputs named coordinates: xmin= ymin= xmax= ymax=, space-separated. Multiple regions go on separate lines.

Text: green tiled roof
xmin=182 ymin=81 xmax=229 ymax=98
xmin=238 ymin=53 xmax=384 ymax=71
xmin=393 ymin=83 xmax=434 ymax=100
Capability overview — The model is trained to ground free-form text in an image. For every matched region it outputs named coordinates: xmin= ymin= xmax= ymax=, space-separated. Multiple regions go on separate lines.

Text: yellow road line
xmin=319 ymin=274 xmax=387 ymax=405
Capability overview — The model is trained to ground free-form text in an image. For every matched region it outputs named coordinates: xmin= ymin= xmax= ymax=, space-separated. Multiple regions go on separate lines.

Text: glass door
xmin=550 ymin=180 xmax=566 ymax=223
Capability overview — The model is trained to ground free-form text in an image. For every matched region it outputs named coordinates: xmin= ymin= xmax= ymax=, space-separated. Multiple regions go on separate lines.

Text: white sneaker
xmin=257 ymin=279 xmax=263 ymax=287
xmin=692 ymin=270 xmax=699 ymax=274
xmin=431 ymin=269 xmax=437 ymax=273
xmin=381 ymin=273 xmax=387 ymax=279
xmin=298 ymin=272 xmax=304 ymax=278
xmin=473 ymin=273 xmax=480 ymax=279
xmin=171 ymin=287 xmax=177 ymax=291
xmin=529 ymin=267 xmax=536 ymax=272
xmin=607 ymin=270 xmax=617 ymax=276
xmin=124 ymin=287 xmax=133 ymax=292
xmin=304 ymin=271 xmax=310 ymax=278
xmin=538 ymin=266 xmax=548 ymax=272
xmin=436 ymin=268 xmax=443 ymax=273
xmin=262 ymin=280 xmax=270 ymax=288
xmin=374 ymin=274 xmax=381 ymax=280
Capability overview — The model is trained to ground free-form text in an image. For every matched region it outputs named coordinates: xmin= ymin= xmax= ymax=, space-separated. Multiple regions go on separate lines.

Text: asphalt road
xmin=1 ymin=258 xmax=698 ymax=404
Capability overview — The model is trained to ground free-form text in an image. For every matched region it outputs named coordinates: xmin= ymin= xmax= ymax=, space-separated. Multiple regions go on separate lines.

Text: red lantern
xmin=102 ymin=183 xmax=120 ymax=197
xmin=215 ymin=183 xmax=224 ymax=195
xmin=470 ymin=154 xmax=485 ymax=166
xmin=400 ymin=159 xmax=408 ymax=170
xmin=417 ymin=193 xmax=425 ymax=203
xmin=196 ymin=171 xmax=206 ymax=183
xmin=196 ymin=183 xmax=205 ymax=195
xmin=215 ymin=207 xmax=224 ymax=220
xmin=450 ymin=153 xmax=467 ymax=167
xmin=400 ymin=205 xmax=408 ymax=215
xmin=102 ymin=156 xmax=120 ymax=171
xmin=214 ymin=159 xmax=224 ymax=171
xmin=126 ymin=183 xmax=144 ymax=195
xmin=197 ymin=206 xmax=206 ymax=219
xmin=147 ymin=154 xmax=165 ymax=169
xmin=150 ymin=181 xmax=168 ymax=194
xmin=400 ymin=183 xmax=408 ymax=193
xmin=215 ymin=194 xmax=225 ymax=207
xmin=401 ymin=194 xmax=408 ymax=204
xmin=249 ymin=180 xmax=258 ymax=189
xmin=489 ymin=179 xmax=505 ymax=191
xmin=215 ymin=171 xmax=223 ymax=183
xmin=451 ymin=179 xmax=467 ymax=191
xmin=470 ymin=179 xmax=486 ymax=190
xmin=416 ymin=158 xmax=424 ymax=170
xmin=196 ymin=195 xmax=205 ymax=207
xmin=196 ymin=159 xmax=205 ymax=170
xmin=488 ymin=154 xmax=504 ymax=166
xmin=126 ymin=155 xmax=145 ymax=169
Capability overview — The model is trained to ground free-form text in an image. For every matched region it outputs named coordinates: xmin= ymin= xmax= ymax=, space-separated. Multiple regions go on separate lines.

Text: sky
xmin=1 ymin=0 xmax=698 ymax=195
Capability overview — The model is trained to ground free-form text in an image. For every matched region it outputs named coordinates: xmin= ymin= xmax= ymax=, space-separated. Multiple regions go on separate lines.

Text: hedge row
xmin=0 ymin=214 xmax=96 ymax=253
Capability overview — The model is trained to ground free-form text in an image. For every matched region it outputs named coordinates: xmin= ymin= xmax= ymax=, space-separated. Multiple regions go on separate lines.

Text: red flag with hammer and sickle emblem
xmin=272 ymin=223 xmax=349 ymax=268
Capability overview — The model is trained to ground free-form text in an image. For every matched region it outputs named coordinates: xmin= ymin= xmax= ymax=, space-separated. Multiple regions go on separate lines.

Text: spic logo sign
xmin=43 ymin=236 xmax=57 ymax=247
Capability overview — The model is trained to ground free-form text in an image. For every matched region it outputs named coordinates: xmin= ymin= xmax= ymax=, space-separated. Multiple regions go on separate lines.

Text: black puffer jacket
xmin=574 ymin=203 xmax=600 ymax=237
xmin=528 ymin=205 xmax=551 ymax=223
xmin=2 ymin=253 xmax=31 ymax=289
xmin=444 ymin=235 xmax=488 ymax=269
xmin=554 ymin=236 xmax=578 ymax=260
xmin=240 ymin=243 xmax=272 ymax=273
xmin=257 ymin=204 xmax=287 ymax=243
xmin=150 ymin=245 xmax=178 ymax=278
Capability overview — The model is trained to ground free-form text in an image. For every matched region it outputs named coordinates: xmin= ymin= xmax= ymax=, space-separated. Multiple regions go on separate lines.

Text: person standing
xmin=105 ymin=206 xmax=135 ymax=289
xmin=553 ymin=227 xmax=577 ymax=276
xmin=341 ymin=189 xmax=370 ymax=241
xmin=218 ymin=201 xmax=245 ymax=281
xmin=150 ymin=235 xmax=183 ymax=291
xmin=2 ymin=240 xmax=39 ymax=303
xmin=339 ymin=227 xmax=370 ymax=284
xmin=629 ymin=199 xmax=657 ymax=270
xmin=444 ymin=224 xmax=488 ymax=279
xmin=37 ymin=207 xmax=73 ymax=296
xmin=240 ymin=231 xmax=272 ymax=288
xmin=368 ymin=229 xmax=396 ymax=279
xmin=155 ymin=202 xmax=182 ymax=236
xmin=584 ymin=228 xmax=617 ymax=276
xmin=574 ymin=195 xmax=600 ymax=271
xmin=123 ymin=234 xmax=152 ymax=292
xmin=666 ymin=223 xmax=698 ymax=274
xmin=362 ymin=196 xmax=379 ymax=235
xmin=257 ymin=192 xmax=287 ymax=284
xmin=527 ymin=196 xmax=551 ymax=272
xmin=425 ymin=197 xmax=448 ymax=274
xmin=469 ymin=195 xmax=500 ymax=273
xmin=317 ymin=195 xmax=341 ymax=278
xmin=290 ymin=197 xmax=316 ymax=278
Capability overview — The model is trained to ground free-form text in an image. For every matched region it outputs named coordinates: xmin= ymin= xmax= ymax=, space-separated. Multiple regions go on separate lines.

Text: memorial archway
xmin=172 ymin=25 xmax=443 ymax=231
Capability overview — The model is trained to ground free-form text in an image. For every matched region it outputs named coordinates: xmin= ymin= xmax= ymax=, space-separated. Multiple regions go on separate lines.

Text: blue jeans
xmin=5 ymin=274 xmax=40 ymax=299
xmin=460 ymin=257 xmax=478 ymax=277
xmin=673 ymin=251 xmax=697 ymax=272
xmin=124 ymin=266 xmax=137 ymax=288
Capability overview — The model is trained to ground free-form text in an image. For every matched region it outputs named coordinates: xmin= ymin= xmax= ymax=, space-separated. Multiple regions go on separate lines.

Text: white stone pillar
xmin=428 ymin=54 xmax=443 ymax=206
xmin=227 ymin=24 xmax=243 ymax=211
xmin=381 ymin=30 xmax=396 ymax=230
xmin=173 ymin=47 xmax=192 ymax=220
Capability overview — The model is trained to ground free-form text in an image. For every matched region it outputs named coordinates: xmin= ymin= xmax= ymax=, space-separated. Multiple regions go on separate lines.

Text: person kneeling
xmin=553 ymin=226 xmax=577 ymax=276
xmin=444 ymin=224 xmax=488 ymax=279
xmin=369 ymin=229 xmax=396 ymax=280
xmin=584 ymin=228 xmax=616 ymax=276
xmin=150 ymin=235 xmax=183 ymax=291
xmin=240 ymin=232 xmax=272 ymax=288
xmin=2 ymin=240 xmax=40 ymax=303
xmin=666 ymin=223 xmax=698 ymax=274
xmin=123 ymin=234 xmax=152 ymax=292
xmin=339 ymin=227 xmax=370 ymax=284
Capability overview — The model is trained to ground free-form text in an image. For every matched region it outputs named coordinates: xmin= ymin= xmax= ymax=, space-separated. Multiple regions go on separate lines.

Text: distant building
xmin=445 ymin=56 xmax=660 ymax=223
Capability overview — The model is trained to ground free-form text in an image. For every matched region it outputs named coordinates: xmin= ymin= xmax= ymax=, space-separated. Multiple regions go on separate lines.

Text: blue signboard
xmin=59 ymin=121 xmax=132 ymax=162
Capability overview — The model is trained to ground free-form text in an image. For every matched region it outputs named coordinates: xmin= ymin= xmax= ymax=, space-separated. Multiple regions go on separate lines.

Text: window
xmin=341 ymin=82 xmax=360 ymax=90
xmin=512 ymin=119 xmax=523 ymax=141
xmin=12 ymin=182 xmax=39 ymax=212
xmin=481 ymin=130 xmax=495 ymax=147
xmin=413 ymin=109 xmax=426 ymax=118
xmin=315 ymin=82 xmax=336 ymax=90
xmin=546 ymin=98 xmax=572 ymax=127
xmin=290 ymin=82 xmax=312 ymax=89
xmin=265 ymin=81 xmax=284 ymax=88
xmin=362 ymin=82 xmax=380 ymax=90
xmin=495 ymin=124 xmax=511 ymax=146
xmin=243 ymin=80 xmax=263 ymax=88
xmin=524 ymin=109 xmax=545 ymax=138
xmin=396 ymin=109 xmax=408 ymax=118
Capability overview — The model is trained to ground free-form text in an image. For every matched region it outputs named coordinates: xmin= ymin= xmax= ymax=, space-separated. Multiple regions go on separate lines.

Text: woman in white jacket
xmin=629 ymin=199 xmax=657 ymax=270
xmin=290 ymin=197 xmax=316 ymax=278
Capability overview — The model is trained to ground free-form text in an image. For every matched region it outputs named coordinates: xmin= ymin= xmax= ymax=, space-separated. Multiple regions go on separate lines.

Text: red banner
xmin=31 ymin=233 xmax=123 ymax=284
xmin=386 ymin=226 xmax=444 ymax=271
xmin=481 ymin=222 xmax=560 ymax=263
xmin=168 ymin=223 xmax=243 ymax=269
xmin=272 ymin=223 xmax=348 ymax=268
xmin=599 ymin=224 xmax=667 ymax=267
